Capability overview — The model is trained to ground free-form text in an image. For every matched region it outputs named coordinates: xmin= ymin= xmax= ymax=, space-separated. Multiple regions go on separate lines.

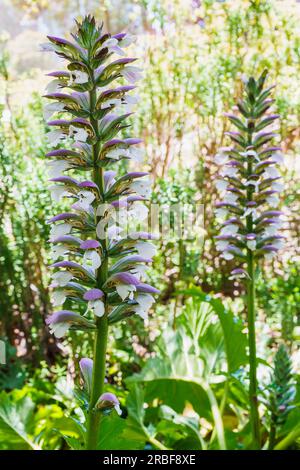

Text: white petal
xmin=83 ymin=250 xmax=101 ymax=270
xmin=135 ymin=241 xmax=156 ymax=258
xmin=129 ymin=203 xmax=148 ymax=221
xmin=49 ymin=185 xmax=70 ymax=202
xmin=71 ymin=71 xmax=89 ymax=84
xmin=121 ymin=66 xmax=143 ymax=83
xmin=69 ymin=125 xmax=88 ymax=143
xmin=129 ymin=147 xmax=144 ymax=162
xmin=49 ymin=223 xmax=72 ymax=241
xmin=131 ymin=179 xmax=151 ymax=198
xmin=46 ymin=79 xmax=62 ymax=94
xmin=47 ymin=160 xmax=71 ymax=178
xmin=222 ymin=251 xmax=234 ymax=260
xmin=272 ymin=153 xmax=284 ymax=164
xmin=116 ymin=284 xmax=136 ymax=300
xmin=52 ymin=271 xmax=73 ymax=287
xmin=52 ymin=290 xmax=67 ymax=306
xmin=50 ymin=322 xmax=69 ymax=338
xmin=114 ymin=404 xmax=122 ymax=416
xmin=50 ymin=244 xmax=68 ymax=260
xmin=90 ymin=300 xmax=105 ymax=317
xmin=215 ymin=208 xmax=228 ymax=220
xmin=47 ymin=129 xmax=65 ymax=146
xmin=216 ymin=241 xmax=229 ymax=251
xmin=43 ymin=102 xmax=65 ymax=120
xmin=214 ymin=152 xmax=228 ymax=165
xmin=136 ymin=293 xmax=154 ymax=310
xmin=246 ymin=240 xmax=256 ymax=251
xmin=266 ymin=195 xmax=280 ymax=207
xmin=220 ymin=225 xmax=239 ymax=236
xmin=216 ymin=179 xmax=228 ymax=192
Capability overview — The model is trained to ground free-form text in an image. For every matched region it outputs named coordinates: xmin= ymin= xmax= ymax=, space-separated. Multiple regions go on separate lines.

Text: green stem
xmin=268 ymin=420 xmax=276 ymax=450
xmin=148 ymin=436 xmax=169 ymax=451
xmin=274 ymin=425 xmax=300 ymax=450
xmin=246 ymin=251 xmax=260 ymax=449
xmin=85 ymin=78 xmax=109 ymax=450
xmin=245 ymin=123 xmax=260 ymax=450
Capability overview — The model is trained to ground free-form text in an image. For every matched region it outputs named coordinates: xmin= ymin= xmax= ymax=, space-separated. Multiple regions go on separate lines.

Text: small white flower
xmin=46 ymin=79 xmax=63 ymax=94
xmin=273 ymin=239 xmax=284 ymax=250
xmin=106 ymin=148 xmax=127 ymax=160
xmin=116 ymin=284 xmax=136 ymax=300
xmin=49 ymin=322 xmax=70 ymax=338
xmin=266 ymin=194 xmax=280 ymax=207
xmin=47 ymin=160 xmax=71 ymax=178
xmin=51 ymin=271 xmax=73 ymax=287
xmin=70 ymin=71 xmax=89 ymax=84
xmin=216 ymin=240 xmax=229 ymax=251
xmin=263 ymin=166 xmax=280 ymax=179
xmin=39 ymin=42 xmax=56 ymax=52
xmin=107 ymin=225 xmax=123 ymax=240
xmin=47 ymin=129 xmax=65 ymax=146
xmin=244 ymin=180 xmax=260 ymax=192
xmin=135 ymin=241 xmax=156 ymax=258
xmin=69 ymin=125 xmax=88 ymax=143
xmin=220 ymin=224 xmax=239 ymax=236
xmin=49 ymin=185 xmax=70 ymax=202
xmin=77 ymin=190 xmax=95 ymax=210
xmin=50 ymin=244 xmax=68 ymax=260
xmin=89 ymin=299 xmax=105 ymax=317
xmin=264 ymin=251 xmax=276 ymax=260
xmin=240 ymin=149 xmax=259 ymax=161
xmin=220 ymin=166 xmax=238 ymax=178
xmin=119 ymin=34 xmax=136 ymax=47
xmin=43 ymin=102 xmax=65 ymax=120
xmin=246 ymin=240 xmax=256 ymax=251
xmin=224 ymin=193 xmax=239 ymax=204
xmin=133 ymin=293 xmax=155 ymax=320
xmin=216 ymin=179 xmax=228 ymax=192
xmin=271 ymin=181 xmax=284 ymax=192
xmin=52 ymin=290 xmax=67 ymax=306
xmin=131 ymin=264 xmax=149 ymax=280
xmin=49 ymin=223 xmax=72 ymax=241
xmin=215 ymin=208 xmax=228 ymax=220
xmin=129 ymin=203 xmax=148 ymax=221
xmin=272 ymin=152 xmax=284 ymax=164
xmin=121 ymin=66 xmax=143 ymax=84
xmin=102 ymin=38 xmax=125 ymax=56
xmin=131 ymin=179 xmax=152 ymax=198
xmin=214 ymin=152 xmax=228 ymax=165
xmin=221 ymin=251 xmax=234 ymax=260
xmin=263 ymin=222 xmax=282 ymax=237
xmin=83 ymin=250 xmax=101 ymax=271
xmin=130 ymin=146 xmax=144 ymax=162
xmin=243 ymin=207 xmax=258 ymax=219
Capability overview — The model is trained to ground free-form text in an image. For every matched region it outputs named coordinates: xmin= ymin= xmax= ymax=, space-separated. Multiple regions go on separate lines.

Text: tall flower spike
xmin=43 ymin=16 xmax=158 ymax=450
xmin=215 ymin=70 xmax=284 ymax=449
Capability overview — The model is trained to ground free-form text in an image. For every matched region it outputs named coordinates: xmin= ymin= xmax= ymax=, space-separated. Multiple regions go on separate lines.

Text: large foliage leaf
xmin=181 ymin=287 xmax=248 ymax=373
xmin=96 ymin=411 xmax=146 ymax=450
xmin=0 ymin=392 xmax=39 ymax=450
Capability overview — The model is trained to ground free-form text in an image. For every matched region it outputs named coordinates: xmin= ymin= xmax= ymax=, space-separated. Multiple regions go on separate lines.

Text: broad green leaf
xmin=181 ymin=287 xmax=248 ymax=373
xmin=0 ymin=392 xmax=40 ymax=450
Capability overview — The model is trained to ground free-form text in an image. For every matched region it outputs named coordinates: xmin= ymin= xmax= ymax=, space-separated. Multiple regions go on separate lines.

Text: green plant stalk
xmin=268 ymin=419 xmax=276 ymax=450
xmin=246 ymin=250 xmax=260 ymax=449
xmin=85 ymin=79 xmax=109 ymax=450
xmin=274 ymin=425 xmax=300 ymax=450
xmin=246 ymin=124 xmax=260 ymax=450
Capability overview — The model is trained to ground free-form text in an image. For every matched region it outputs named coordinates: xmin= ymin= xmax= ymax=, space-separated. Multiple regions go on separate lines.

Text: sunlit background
xmin=0 ymin=0 xmax=299 ymax=450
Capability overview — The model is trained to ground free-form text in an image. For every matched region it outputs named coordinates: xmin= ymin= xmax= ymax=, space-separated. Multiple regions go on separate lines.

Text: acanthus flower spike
xmin=43 ymin=16 xmax=158 ymax=450
xmin=215 ymin=70 xmax=284 ymax=450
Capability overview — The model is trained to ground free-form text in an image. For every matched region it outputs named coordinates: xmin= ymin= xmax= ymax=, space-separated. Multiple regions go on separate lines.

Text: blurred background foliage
xmin=0 ymin=0 xmax=299 ymax=450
